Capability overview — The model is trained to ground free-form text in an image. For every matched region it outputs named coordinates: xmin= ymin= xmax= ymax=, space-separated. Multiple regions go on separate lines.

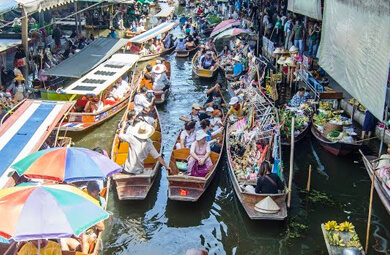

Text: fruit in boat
xmin=324 ymin=220 xmax=339 ymax=231
xmin=338 ymin=221 xmax=355 ymax=232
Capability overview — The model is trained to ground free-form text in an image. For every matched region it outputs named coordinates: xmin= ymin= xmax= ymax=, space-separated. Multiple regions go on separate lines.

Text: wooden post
xmin=21 ymin=8 xmax=29 ymax=81
xmin=74 ymin=2 xmax=79 ymax=34
xmin=306 ymin=164 xmax=312 ymax=191
xmin=365 ymin=165 xmax=375 ymax=254
xmin=287 ymin=117 xmax=295 ymax=208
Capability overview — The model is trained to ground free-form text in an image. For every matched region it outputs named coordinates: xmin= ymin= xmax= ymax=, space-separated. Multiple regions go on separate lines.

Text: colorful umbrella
xmin=0 ymin=183 xmax=109 ymax=241
xmin=210 ymin=19 xmax=241 ymax=38
xmin=213 ymin=28 xmax=251 ymax=41
xmin=12 ymin=147 xmax=121 ymax=183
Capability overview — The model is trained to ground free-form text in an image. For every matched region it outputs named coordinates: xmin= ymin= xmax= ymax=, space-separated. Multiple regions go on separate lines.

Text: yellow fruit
xmin=324 ymin=221 xmax=339 ymax=231
xmin=338 ymin=221 xmax=355 ymax=232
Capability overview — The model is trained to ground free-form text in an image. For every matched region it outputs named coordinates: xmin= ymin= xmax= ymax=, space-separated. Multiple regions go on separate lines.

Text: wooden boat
xmin=311 ymin=125 xmax=361 ymax=156
xmin=175 ymin=45 xmax=198 ymax=58
xmin=281 ymin=122 xmax=311 ymax=146
xmin=361 ymin=154 xmax=390 ymax=215
xmin=192 ymin=53 xmax=219 ymax=78
xmin=0 ymin=99 xmax=74 ymax=189
xmin=225 ymin=88 xmax=287 ymax=220
xmin=127 ymin=22 xmax=176 ymax=62
xmin=111 ymin=104 xmax=162 ymax=200
xmin=167 ymin=118 xmax=225 ymax=202
xmin=58 ymin=54 xmax=140 ymax=132
xmin=139 ymin=60 xmax=171 ymax=104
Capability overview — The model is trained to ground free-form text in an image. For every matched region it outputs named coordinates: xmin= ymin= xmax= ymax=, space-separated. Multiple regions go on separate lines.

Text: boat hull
xmin=138 ymin=46 xmax=176 ymax=62
xmin=311 ymin=125 xmax=360 ymax=156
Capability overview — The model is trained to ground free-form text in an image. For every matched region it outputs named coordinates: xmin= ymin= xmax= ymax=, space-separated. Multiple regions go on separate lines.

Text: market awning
xmin=287 ymin=0 xmax=322 ymax=20
xmin=0 ymin=0 xmax=76 ymax=14
xmin=0 ymin=100 xmax=74 ymax=189
xmin=61 ymin=53 xmax=140 ymax=95
xmin=44 ymin=38 xmax=128 ymax=78
xmin=129 ymin=22 xmax=175 ymax=44
xmin=0 ymin=38 xmax=22 ymax=53
xmin=155 ymin=7 xmax=174 ymax=17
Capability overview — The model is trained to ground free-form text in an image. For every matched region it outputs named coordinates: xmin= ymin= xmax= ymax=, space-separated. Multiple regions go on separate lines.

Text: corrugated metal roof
xmin=129 ymin=22 xmax=175 ymax=44
xmin=44 ymin=38 xmax=128 ymax=78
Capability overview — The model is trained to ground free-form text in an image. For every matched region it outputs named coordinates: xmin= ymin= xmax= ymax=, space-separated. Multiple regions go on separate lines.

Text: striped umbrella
xmin=213 ymin=28 xmax=251 ymax=41
xmin=210 ymin=19 xmax=241 ymax=38
xmin=12 ymin=147 xmax=121 ymax=183
xmin=0 ymin=183 xmax=109 ymax=241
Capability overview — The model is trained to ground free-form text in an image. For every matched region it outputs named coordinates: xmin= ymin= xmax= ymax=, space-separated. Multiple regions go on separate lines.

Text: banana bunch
xmin=324 ymin=221 xmax=339 ymax=231
xmin=338 ymin=221 xmax=355 ymax=232
xmin=345 ymin=240 xmax=362 ymax=250
xmin=266 ymin=83 xmax=272 ymax=96
xmin=327 ymin=232 xmax=345 ymax=246
xmin=319 ymin=101 xmax=333 ymax=110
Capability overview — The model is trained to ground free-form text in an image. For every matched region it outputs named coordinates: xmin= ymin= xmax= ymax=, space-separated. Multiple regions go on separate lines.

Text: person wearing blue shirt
xmin=108 ymin=27 xmax=117 ymax=38
xmin=290 ymin=87 xmax=307 ymax=107
xmin=235 ymin=0 xmax=241 ymax=12
xmin=226 ymin=55 xmax=243 ymax=81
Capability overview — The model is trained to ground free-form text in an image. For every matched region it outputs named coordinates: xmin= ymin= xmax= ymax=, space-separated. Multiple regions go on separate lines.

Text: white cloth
xmin=119 ymin=133 xmax=160 ymax=174
xmin=180 ymin=130 xmax=196 ymax=148
xmin=153 ymin=72 xmax=169 ymax=91
xmin=210 ymin=117 xmax=223 ymax=132
xmin=134 ymin=93 xmax=151 ymax=114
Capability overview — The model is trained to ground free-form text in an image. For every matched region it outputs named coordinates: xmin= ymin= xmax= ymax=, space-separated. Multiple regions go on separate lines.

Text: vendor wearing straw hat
xmin=223 ymin=96 xmax=246 ymax=124
xmin=152 ymin=64 xmax=170 ymax=91
xmin=119 ymin=121 xmax=171 ymax=174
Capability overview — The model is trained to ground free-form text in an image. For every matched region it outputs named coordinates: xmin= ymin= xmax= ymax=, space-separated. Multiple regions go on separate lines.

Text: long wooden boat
xmin=192 ymin=53 xmax=219 ymax=78
xmin=175 ymin=45 xmax=198 ymax=58
xmin=127 ymin=22 xmax=176 ymax=62
xmin=281 ymin=119 xmax=312 ymax=146
xmin=58 ymin=54 xmax=140 ymax=132
xmin=139 ymin=60 xmax=171 ymax=104
xmin=0 ymin=99 xmax=74 ymax=189
xmin=111 ymin=104 xmax=162 ymax=200
xmin=167 ymin=118 xmax=225 ymax=202
xmin=311 ymin=125 xmax=361 ymax=156
xmin=361 ymin=154 xmax=390 ymax=215
xmin=225 ymin=87 xmax=287 ymax=220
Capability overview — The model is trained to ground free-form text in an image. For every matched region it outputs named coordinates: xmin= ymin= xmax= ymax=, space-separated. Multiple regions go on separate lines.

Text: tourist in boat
xmin=290 ymin=87 xmax=307 ymax=107
xmin=179 ymin=103 xmax=201 ymax=124
xmin=134 ymin=85 xmax=155 ymax=114
xmin=163 ymin=33 xmax=175 ymax=49
xmin=176 ymin=121 xmax=196 ymax=149
xmin=376 ymin=143 xmax=390 ymax=193
xmin=200 ymin=119 xmax=222 ymax=153
xmin=175 ymin=35 xmax=187 ymax=50
xmin=210 ymin=109 xmax=224 ymax=134
xmin=226 ymin=56 xmax=243 ymax=81
xmin=187 ymin=130 xmax=213 ymax=177
xmin=119 ymin=121 xmax=171 ymax=174
xmin=108 ymin=27 xmax=117 ymax=38
xmin=60 ymin=182 xmax=105 ymax=254
xmin=12 ymin=74 xmax=27 ymax=102
xmin=255 ymin=161 xmax=284 ymax=194
xmin=19 ymin=239 xmax=62 ymax=255
xmin=186 ymin=35 xmax=196 ymax=49
xmin=205 ymin=38 xmax=216 ymax=53
xmin=179 ymin=14 xmax=187 ymax=27
xmin=205 ymin=83 xmax=225 ymax=108
xmin=199 ymin=51 xmax=216 ymax=70
xmin=84 ymin=95 xmax=103 ymax=113
xmin=223 ymin=96 xmax=245 ymax=124
xmin=152 ymin=64 xmax=170 ymax=91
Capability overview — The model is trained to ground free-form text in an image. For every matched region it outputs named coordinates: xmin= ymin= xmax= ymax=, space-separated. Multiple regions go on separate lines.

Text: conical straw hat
xmin=254 ymin=196 xmax=280 ymax=214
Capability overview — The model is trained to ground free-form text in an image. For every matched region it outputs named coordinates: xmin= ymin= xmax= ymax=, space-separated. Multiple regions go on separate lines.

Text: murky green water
xmin=69 ymin=21 xmax=390 ymax=255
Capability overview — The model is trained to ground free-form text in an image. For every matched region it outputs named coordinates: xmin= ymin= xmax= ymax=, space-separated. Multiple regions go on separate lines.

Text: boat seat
xmin=116 ymin=153 xmax=127 ymax=165
xmin=153 ymin=141 xmax=161 ymax=152
xmin=118 ymin=142 xmax=129 ymax=153
xmin=150 ymin=131 xmax=162 ymax=143
xmin=209 ymin=151 xmax=219 ymax=164
xmin=173 ymin=148 xmax=190 ymax=160
xmin=169 ymin=158 xmax=180 ymax=175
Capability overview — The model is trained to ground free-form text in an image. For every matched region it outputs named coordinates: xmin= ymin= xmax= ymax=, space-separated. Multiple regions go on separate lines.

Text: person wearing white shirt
xmin=134 ymin=86 xmax=154 ymax=114
xmin=151 ymin=64 xmax=170 ymax=91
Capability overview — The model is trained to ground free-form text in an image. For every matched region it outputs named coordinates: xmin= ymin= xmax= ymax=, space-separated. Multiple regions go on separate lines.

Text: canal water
xmin=69 ymin=26 xmax=390 ymax=255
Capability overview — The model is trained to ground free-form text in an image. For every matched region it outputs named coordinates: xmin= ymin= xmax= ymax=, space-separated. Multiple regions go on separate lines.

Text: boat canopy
xmin=129 ymin=22 xmax=175 ymax=44
xmin=0 ymin=100 xmax=74 ymax=188
xmin=44 ymin=38 xmax=128 ymax=78
xmin=61 ymin=54 xmax=140 ymax=96
xmin=155 ymin=7 xmax=174 ymax=17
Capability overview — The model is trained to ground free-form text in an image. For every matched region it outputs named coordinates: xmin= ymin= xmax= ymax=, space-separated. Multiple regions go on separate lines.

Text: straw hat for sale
xmin=129 ymin=121 xmax=155 ymax=140
xmin=152 ymin=64 xmax=166 ymax=74
xmin=284 ymin=57 xmax=294 ymax=66
xmin=277 ymin=56 xmax=286 ymax=65
xmin=289 ymin=45 xmax=299 ymax=53
xmin=254 ymin=196 xmax=280 ymax=214
xmin=273 ymin=48 xmax=282 ymax=54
